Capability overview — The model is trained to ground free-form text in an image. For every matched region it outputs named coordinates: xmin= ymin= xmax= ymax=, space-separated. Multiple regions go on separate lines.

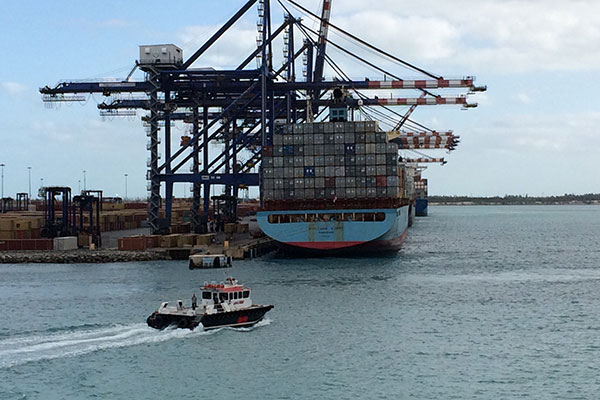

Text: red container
xmin=131 ymin=236 xmax=147 ymax=250
xmin=144 ymin=235 xmax=160 ymax=249
xmin=376 ymin=176 xmax=387 ymax=187
xmin=21 ymin=240 xmax=36 ymax=251
xmin=35 ymin=239 xmax=53 ymax=250
xmin=124 ymin=203 xmax=148 ymax=210
xmin=325 ymin=177 xmax=336 ymax=188
xmin=15 ymin=230 xmax=32 ymax=240
xmin=2 ymin=239 xmax=52 ymax=251
xmin=119 ymin=236 xmax=147 ymax=251
xmin=263 ymin=146 xmax=273 ymax=157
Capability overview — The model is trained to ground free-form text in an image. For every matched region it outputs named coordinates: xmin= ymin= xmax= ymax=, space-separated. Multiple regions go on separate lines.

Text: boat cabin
xmin=200 ymin=277 xmax=252 ymax=309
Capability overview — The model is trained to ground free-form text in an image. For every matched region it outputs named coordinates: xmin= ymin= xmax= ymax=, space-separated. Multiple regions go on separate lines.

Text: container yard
xmin=0 ymin=197 xmax=271 ymax=262
xmin=1 ymin=0 xmax=485 ymax=260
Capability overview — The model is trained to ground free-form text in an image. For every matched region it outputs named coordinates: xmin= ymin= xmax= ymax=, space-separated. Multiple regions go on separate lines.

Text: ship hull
xmin=415 ymin=198 xmax=428 ymax=216
xmin=257 ymin=206 xmax=409 ymax=255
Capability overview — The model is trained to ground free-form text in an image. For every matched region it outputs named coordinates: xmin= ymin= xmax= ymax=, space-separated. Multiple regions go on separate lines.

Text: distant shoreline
xmin=430 ymin=201 xmax=600 ymax=206
xmin=428 ymin=194 xmax=600 ymax=206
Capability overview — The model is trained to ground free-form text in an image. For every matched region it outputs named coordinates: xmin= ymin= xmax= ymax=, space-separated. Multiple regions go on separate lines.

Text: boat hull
xmin=147 ymin=305 xmax=274 ymax=330
xmin=257 ymin=206 xmax=409 ymax=254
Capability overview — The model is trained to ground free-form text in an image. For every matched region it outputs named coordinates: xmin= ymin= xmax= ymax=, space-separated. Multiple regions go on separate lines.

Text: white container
xmin=139 ymin=44 xmax=183 ymax=66
xmin=53 ymin=237 xmax=78 ymax=251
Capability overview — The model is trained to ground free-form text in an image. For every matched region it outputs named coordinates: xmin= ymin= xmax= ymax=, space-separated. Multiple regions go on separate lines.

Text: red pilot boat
xmin=146 ymin=278 xmax=273 ymax=330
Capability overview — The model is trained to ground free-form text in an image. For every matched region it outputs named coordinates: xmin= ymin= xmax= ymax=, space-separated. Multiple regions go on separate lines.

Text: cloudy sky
xmin=1 ymin=0 xmax=599 ymax=198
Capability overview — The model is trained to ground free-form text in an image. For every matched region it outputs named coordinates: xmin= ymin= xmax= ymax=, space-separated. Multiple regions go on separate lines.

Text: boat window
xmin=234 ymin=292 xmax=239 ymax=300
xmin=243 ymin=291 xmax=250 ymax=298
xmin=202 ymin=292 xmax=212 ymax=300
xmin=219 ymin=293 xmax=228 ymax=302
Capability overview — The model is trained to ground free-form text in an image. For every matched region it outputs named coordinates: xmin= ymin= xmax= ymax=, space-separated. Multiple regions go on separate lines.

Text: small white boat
xmin=146 ymin=277 xmax=273 ymax=330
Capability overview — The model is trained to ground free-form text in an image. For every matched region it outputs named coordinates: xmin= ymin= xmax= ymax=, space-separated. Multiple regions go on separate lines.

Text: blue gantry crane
xmin=40 ymin=0 xmax=485 ymax=234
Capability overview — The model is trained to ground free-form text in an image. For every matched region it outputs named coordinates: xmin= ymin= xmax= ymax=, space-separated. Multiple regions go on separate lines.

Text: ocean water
xmin=1 ymin=205 xmax=600 ymax=399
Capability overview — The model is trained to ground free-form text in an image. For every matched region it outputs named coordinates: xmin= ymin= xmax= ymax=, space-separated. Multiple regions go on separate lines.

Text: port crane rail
xmin=40 ymin=0 xmax=484 ymax=233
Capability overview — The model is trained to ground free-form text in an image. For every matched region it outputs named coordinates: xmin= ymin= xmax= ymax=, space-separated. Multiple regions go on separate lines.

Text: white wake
xmin=0 ymin=323 xmax=210 ymax=369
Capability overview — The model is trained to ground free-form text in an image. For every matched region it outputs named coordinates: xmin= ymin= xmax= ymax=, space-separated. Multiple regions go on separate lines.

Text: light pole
xmin=83 ymin=170 xmax=86 ymax=191
xmin=124 ymin=173 xmax=128 ymax=200
xmin=27 ymin=166 xmax=32 ymax=198
xmin=0 ymin=163 xmax=5 ymax=213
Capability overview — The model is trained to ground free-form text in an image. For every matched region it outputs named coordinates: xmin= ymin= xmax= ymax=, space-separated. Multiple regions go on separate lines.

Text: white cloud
xmin=289 ymin=0 xmax=600 ymax=74
xmin=30 ymin=120 xmax=74 ymax=143
xmin=515 ymin=93 xmax=532 ymax=104
xmin=99 ymin=19 xmax=135 ymax=28
xmin=1 ymin=82 xmax=27 ymax=97
xmin=477 ymin=111 xmax=600 ymax=153
xmin=178 ymin=24 xmax=257 ymax=69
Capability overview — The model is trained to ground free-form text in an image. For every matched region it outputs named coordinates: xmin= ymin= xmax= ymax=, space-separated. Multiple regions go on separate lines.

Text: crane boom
xmin=313 ymin=0 xmax=332 ymax=85
xmin=396 ymin=144 xmax=456 ymax=150
xmin=387 ymin=130 xmax=454 ymax=138
xmin=403 ymin=158 xmax=446 ymax=164
xmin=368 ymin=78 xmax=479 ymax=90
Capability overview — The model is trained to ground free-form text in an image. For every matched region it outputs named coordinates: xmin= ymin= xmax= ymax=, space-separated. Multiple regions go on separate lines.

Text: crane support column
xmin=146 ymin=67 xmax=162 ymax=233
xmin=202 ymin=105 xmax=210 ymax=232
xmin=232 ymin=120 xmax=239 ymax=205
xmin=164 ymin=90 xmax=173 ymax=227
xmin=191 ymin=104 xmax=202 ymax=233
xmin=225 ymin=122 xmax=232 ymax=197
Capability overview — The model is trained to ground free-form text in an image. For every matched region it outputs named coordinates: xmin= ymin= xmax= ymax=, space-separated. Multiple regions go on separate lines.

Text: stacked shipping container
xmin=262 ymin=121 xmax=401 ymax=202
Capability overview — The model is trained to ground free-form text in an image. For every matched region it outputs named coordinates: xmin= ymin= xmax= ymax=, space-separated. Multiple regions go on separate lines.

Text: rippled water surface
xmin=1 ymin=205 xmax=600 ymax=399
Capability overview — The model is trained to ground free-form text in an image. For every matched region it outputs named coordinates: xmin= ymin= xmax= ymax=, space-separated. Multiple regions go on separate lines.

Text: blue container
xmin=304 ymin=167 xmax=315 ymax=177
xmin=283 ymin=145 xmax=295 ymax=156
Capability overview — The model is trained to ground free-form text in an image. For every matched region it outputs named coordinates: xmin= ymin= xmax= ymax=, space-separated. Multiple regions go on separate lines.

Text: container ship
xmin=257 ymin=118 xmax=415 ymax=254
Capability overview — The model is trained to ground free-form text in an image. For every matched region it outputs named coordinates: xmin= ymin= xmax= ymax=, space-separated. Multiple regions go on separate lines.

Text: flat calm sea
xmin=1 ymin=205 xmax=600 ymax=399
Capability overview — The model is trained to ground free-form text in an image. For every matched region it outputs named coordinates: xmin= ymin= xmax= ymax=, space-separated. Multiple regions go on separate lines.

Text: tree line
xmin=428 ymin=193 xmax=600 ymax=205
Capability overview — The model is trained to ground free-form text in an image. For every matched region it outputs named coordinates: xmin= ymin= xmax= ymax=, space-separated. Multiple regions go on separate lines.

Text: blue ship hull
xmin=257 ymin=206 xmax=409 ymax=253
xmin=415 ymin=198 xmax=428 ymax=216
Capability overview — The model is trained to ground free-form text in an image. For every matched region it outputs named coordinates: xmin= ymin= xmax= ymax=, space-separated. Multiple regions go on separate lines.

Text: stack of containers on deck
xmin=262 ymin=121 xmax=399 ymax=202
